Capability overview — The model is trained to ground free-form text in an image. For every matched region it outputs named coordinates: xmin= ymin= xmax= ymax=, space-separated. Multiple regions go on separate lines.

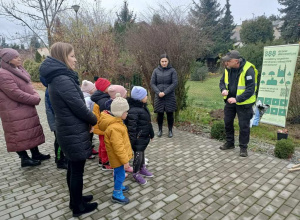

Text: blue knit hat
xmin=131 ymin=86 xmax=147 ymax=101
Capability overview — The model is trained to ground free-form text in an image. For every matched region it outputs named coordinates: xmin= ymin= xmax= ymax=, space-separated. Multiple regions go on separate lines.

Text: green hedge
xmin=23 ymin=59 xmax=41 ymax=82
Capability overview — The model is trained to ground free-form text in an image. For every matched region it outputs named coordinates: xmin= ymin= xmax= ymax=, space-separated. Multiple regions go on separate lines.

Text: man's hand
xmin=159 ymin=92 xmax=165 ymax=98
xmin=227 ymin=98 xmax=237 ymax=104
xmin=221 ymin=90 xmax=228 ymax=96
xmin=89 ymin=126 xmax=94 ymax=133
xmin=124 ymin=163 xmax=130 ymax=169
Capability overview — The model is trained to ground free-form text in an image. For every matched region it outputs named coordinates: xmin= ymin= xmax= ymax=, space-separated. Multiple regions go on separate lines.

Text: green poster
xmin=258 ymin=44 xmax=299 ymax=127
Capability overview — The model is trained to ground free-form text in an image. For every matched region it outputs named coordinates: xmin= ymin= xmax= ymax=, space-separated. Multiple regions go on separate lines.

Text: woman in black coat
xmin=39 ymin=42 xmax=98 ymax=217
xmin=150 ymin=54 xmax=178 ymax=138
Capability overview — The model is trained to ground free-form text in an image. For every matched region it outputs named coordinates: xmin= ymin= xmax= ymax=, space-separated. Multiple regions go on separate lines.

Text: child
xmin=81 ymin=80 xmax=98 ymax=158
xmin=125 ymin=86 xmax=154 ymax=185
xmin=107 ymin=85 xmax=133 ymax=173
xmin=91 ymin=78 xmax=112 ymax=169
xmin=98 ymin=93 xmax=133 ymax=204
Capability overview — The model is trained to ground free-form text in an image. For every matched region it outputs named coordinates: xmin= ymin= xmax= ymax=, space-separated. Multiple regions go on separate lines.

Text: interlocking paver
xmin=0 ymin=90 xmax=300 ymax=219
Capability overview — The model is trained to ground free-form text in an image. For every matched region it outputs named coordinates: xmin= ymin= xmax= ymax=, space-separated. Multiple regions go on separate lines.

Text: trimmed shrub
xmin=23 ymin=59 xmax=41 ymax=82
xmin=190 ymin=61 xmax=208 ymax=81
xmin=211 ymin=120 xmax=226 ymax=140
xmin=274 ymin=139 xmax=295 ymax=159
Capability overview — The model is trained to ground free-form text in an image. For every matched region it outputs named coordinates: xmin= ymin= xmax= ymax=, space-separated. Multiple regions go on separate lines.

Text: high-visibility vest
xmin=224 ymin=61 xmax=258 ymax=105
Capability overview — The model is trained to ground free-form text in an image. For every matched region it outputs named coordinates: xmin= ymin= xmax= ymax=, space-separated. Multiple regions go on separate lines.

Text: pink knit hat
xmin=81 ymin=80 xmax=96 ymax=93
xmin=108 ymin=85 xmax=127 ymax=99
xmin=0 ymin=48 xmax=19 ymax=62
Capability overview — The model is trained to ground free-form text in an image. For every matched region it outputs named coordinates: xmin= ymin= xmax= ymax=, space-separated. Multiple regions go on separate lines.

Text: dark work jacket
xmin=91 ymin=90 xmax=110 ymax=112
xmin=150 ymin=65 xmax=178 ymax=113
xmin=39 ymin=57 xmax=97 ymax=161
xmin=125 ymin=98 xmax=154 ymax=152
xmin=219 ymin=58 xmax=255 ymax=105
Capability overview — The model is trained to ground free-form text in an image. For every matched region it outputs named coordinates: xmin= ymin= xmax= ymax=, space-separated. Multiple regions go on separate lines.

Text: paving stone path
xmin=0 ymin=91 xmax=300 ymax=220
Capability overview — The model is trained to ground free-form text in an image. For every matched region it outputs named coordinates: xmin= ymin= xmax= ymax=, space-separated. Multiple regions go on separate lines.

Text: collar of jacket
xmin=127 ymin=97 xmax=146 ymax=108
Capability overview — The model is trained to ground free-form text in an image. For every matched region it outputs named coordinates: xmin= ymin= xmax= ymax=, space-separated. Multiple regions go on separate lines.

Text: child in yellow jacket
xmin=98 ymin=93 xmax=133 ymax=204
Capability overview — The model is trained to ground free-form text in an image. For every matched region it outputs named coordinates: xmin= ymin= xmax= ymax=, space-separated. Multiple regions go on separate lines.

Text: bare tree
xmin=125 ymin=5 xmax=210 ymax=120
xmin=0 ymin=0 xmax=67 ymax=46
xmin=53 ymin=5 xmax=138 ymax=85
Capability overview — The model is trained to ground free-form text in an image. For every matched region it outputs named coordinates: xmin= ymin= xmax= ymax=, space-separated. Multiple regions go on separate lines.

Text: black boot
xmin=240 ymin=148 xmax=248 ymax=157
xmin=168 ymin=130 xmax=173 ymax=138
xmin=220 ymin=142 xmax=235 ymax=150
xmin=57 ymin=159 xmax=68 ymax=170
xmin=157 ymin=124 xmax=163 ymax=137
xmin=30 ymin=146 xmax=51 ymax=161
xmin=72 ymin=202 xmax=98 ymax=217
xmin=69 ymin=195 xmax=94 ymax=210
xmin=17 ymin=151 xmax=41 ymax=168
xmin=157 ymin=130 xmax=162 ymax=137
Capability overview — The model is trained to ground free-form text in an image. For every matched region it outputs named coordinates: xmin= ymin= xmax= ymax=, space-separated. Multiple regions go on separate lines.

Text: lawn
xmin=186 ymin=76 xmax=224 ymax=110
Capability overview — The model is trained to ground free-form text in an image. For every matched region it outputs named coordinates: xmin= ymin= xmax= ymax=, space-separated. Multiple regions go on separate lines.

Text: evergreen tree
xmin=10 ymin=43 xmax=20 ymax=49
xmin=189 ymin=0 xmax=223 ymax=56
xmin=240 ymin=16 xmax=274 ymax=44
xmin=35 ymin=51 xmax=42 ymax=63
xmin=1 ymin=37 xmax=9 ymax=48
xmin=278 ymin=0 xmax=300 ymax=43
xmin=218 ymin=0 xmax=235 ymax=54
xmin=30 ymin=35 xmax=41 ymax=49
xmin=152 ymin=14 xmax=165 ymax=25
xmin=114 ymin=1 xmax=136 ymax=34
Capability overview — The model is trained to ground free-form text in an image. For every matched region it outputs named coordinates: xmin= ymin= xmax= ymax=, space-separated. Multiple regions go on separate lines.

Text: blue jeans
xmin=114 ymin=165 xmax=125 ymax=190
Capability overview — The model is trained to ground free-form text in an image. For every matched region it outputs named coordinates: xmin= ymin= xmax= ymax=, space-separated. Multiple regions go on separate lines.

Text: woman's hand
xmin=89 ymin=126 xmax=94 ymax=133
xmin=159 ymin=92 xmax=165 ymax=98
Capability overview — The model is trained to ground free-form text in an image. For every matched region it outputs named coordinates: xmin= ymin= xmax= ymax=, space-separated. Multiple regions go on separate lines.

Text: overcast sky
xmin=0 ymin=0 xmax=281 ymax=44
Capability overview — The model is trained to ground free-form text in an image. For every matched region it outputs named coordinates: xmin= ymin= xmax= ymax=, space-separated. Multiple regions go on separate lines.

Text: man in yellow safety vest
xmin=219 ymin=50 xmax=258 ymax=157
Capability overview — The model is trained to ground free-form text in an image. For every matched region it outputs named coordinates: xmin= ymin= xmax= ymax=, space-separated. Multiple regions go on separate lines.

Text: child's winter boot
xmin=140 ymin=165 xmax=153 ymax=177
xmin=111 ymin=189 xmax=130 ymax=204
xmin=133 ymin=173 xmax=147 ymax=185
xmin=122 ymin=185 xmax=129 ymax=193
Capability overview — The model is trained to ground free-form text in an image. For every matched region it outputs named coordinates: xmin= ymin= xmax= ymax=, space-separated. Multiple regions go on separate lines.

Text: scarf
xmin=1 ymin=60 xmax=31 ymax=83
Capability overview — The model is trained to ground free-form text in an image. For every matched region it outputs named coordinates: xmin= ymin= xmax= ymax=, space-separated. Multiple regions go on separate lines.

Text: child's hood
xmin=98 ymin=111 xmax=123 ymax=131
xmin=91 ymin=90 xmax=110 ymax=103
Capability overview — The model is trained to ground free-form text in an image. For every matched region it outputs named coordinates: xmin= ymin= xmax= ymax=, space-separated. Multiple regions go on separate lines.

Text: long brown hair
xmin=50 ymin=42 xmax=74 ymax=69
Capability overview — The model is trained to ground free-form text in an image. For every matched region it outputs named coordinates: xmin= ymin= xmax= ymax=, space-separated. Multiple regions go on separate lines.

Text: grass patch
xmin=186 ymin=76 xmax=224 ymax=110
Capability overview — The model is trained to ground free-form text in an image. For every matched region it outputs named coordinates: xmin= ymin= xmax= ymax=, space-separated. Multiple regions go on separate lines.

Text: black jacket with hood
xmin=125 ymin=97 xmax=154 ymax=152
xmin=91 ymin=90 xmax=110 ymax=112
xmin=39 ymin=57 xmax=97 ymax=161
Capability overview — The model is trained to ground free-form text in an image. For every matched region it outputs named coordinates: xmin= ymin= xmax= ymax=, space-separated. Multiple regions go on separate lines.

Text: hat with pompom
xmin=81 ymin=80 xmax=96 ymax=93
xmin=111 ymin=93 xmax=129 ymax=117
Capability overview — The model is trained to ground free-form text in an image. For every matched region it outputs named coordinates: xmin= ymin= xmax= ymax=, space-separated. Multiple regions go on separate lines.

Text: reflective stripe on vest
xmin=223 ymin=61 xmax=258 ymax=105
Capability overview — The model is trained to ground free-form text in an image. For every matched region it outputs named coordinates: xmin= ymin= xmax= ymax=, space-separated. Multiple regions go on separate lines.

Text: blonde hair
xmin=50 ymin=42 xmax=74 ymax=69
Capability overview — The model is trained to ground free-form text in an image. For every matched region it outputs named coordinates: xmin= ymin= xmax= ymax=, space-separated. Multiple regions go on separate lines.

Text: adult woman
xmin=39 ymin=42 xmax=98 ymax=217
xmin=150 ymin=54 xmax=178 ymax=138
xmin=0 ymin=48 xmax=49 ymax=168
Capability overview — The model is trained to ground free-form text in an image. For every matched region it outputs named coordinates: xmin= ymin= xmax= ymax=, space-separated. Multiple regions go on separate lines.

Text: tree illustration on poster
xmin=257 ymin=44 xmax=299 ymax=127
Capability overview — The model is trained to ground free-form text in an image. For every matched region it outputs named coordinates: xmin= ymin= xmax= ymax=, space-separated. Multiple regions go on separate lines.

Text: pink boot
xmin=125 ymin=166 xmax=133 ymax=173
